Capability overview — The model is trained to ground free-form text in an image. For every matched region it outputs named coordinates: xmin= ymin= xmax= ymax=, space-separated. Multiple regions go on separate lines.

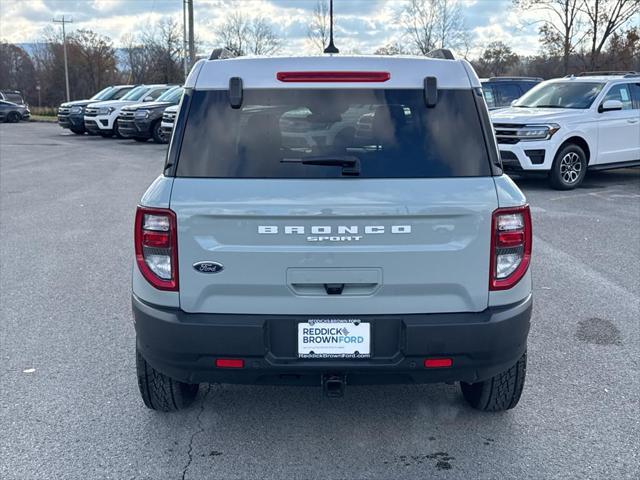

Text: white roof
xmin=186 ymin=55 xmax=480 ymax=90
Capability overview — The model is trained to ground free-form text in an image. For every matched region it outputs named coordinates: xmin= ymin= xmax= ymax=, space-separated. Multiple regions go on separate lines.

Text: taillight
xmin=134 ymin=206 xmax=178 ymax=291
xmin=276 ymin=71 xmax=391 ymax=82
xmin=490 ymin=205 xmax=532 ymax=290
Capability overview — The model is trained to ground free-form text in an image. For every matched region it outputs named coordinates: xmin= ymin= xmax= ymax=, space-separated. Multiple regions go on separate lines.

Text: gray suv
xmin=133 ymin=53 xmax=533 ymax=412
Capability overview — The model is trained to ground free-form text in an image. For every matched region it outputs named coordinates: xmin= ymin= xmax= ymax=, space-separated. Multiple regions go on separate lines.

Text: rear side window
xmin=176 ymin=89 xmax=492 ymax=178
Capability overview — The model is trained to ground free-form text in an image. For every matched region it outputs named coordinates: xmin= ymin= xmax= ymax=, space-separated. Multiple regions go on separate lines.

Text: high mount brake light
xmin=276 ymin=71 xmax=391 ymax=83
xmin=135 ymin=206 xmax=179 ymax=291
xmin=490 ymin=205 xmax=532 ymax=291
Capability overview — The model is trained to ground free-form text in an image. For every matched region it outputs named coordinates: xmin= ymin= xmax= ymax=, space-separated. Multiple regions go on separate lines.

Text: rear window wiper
xmin=282 ymin=155 xmax=361 ymax=176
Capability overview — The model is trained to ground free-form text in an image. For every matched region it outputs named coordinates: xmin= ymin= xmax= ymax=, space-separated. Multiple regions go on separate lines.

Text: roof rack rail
xmin=574 ymin=71 xmax=637 ymax=77
xmin=209 ymin=47 xmax=236 ymax=60
xmin=426 ymin=48 xmax=455 ymax=60
xmin=488 ymin=76 xmax=543 ymax=82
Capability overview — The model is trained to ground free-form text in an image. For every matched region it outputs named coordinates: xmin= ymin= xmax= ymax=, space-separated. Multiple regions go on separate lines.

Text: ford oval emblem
xmin=193 ymin=261 xmax=224 ymax=274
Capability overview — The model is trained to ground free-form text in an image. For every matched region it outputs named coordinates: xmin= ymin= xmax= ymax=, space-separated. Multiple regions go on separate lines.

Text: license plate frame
xmin=297 ymin=319 xmax=371 ymax=359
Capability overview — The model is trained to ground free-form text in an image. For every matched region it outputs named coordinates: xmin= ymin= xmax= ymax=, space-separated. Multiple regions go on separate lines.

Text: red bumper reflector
xmin=497 ymin=231 xmax=525 ymax=248
xmin=215 ymin=358 xmax=244 ymax=369
xmin=142 ymin=231 xmax=170 ymax=248
xmin=276 ymin=71 xmax=391 ymax=83
xmin=424 ymin=358 xmax=453 ymax=368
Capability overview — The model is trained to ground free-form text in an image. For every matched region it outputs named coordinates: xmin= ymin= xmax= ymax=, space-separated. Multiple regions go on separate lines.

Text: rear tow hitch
xmin=322 ymin=374 xmax=346 ymax=398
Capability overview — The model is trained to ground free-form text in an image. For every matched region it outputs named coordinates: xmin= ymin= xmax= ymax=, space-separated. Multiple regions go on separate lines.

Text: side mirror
xmin=599 ymin=99 xmax=623 ymax=113
xmin=510 ymin=99 xmax=518 ymax=107
xmin=143 ymin=96 xmax=154 ymax=102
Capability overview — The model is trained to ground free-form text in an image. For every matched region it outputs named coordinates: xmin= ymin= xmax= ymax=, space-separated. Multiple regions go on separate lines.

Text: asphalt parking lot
xmin=1 ymin=122 xmax=638 ymax=479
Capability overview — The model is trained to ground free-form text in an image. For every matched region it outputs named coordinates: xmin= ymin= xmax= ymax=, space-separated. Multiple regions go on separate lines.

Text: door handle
xmin=628 ymin=119 xmax=639 ymax=124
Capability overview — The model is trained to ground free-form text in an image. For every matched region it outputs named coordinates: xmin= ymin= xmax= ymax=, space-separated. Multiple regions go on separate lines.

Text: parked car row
xmin=49 ymin=68 xmax=638 ymax=190
xmin=57 ymin=84 xmax=182 ymax=143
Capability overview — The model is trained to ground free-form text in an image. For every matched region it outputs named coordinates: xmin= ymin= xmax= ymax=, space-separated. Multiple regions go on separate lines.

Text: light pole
xmin=182 ymin=0 xmax=188 ymax=79
xmin=52 ymin=15 xmax=73 ymax=102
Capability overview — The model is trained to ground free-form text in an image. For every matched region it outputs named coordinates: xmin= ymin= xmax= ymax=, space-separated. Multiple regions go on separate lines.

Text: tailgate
xmin=171 ymin=178 xmax=497 ymax=315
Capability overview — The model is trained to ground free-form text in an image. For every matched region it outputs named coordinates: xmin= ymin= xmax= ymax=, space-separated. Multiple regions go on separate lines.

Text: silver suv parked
xmin=132 ymin=52 xmax=533 ymax=412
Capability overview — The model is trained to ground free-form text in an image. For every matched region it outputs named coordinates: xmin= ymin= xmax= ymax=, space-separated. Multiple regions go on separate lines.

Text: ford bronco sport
xmin=133 ymin=53 xmax=533 ymax=412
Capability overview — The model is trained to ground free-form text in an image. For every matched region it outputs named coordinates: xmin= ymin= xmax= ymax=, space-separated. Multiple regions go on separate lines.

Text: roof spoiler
xmin=209 ymin=47 xmax=236 ymax=60
xmin=426 ymin=48 xmax=455 ymax=60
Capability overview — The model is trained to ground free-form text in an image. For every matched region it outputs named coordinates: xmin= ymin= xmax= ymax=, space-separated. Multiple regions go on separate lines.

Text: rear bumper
xmin=134 ymin=294 xmax=532 ymax=386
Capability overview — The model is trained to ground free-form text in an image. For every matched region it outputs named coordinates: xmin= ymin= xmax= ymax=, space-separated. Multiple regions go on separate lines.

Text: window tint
xmin=121 ymin=86 xmax=149 ymax=101
xmin=603 ymin=84 xmax=634 ymax=110
xmin=112 ymin=87 xmax=133 ymax=100
xmin=157 ymin=87 xmax=183 ymax=103
xmin=176 ymin=89 xmax=491 ymax=178
xmin=91 ymin=86 xmax=114 ymax=100
xmin=148 ymin=88 xmax=169 ymax=100
xmin=482 ymin=85 xmax=496 ymax=109
xmin=495 ymin=83 xmax=521 ymax=105
xmin=514 ymin=81 xmax=604 ymax=109
xmin=5 ymin=93 xmax=23 ymax=104
xmin=630 ymin=83 xmax=640 ymax=109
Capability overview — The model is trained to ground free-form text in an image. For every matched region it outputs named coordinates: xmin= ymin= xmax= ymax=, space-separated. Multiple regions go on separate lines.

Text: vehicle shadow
xmin=509 ymin=167 xmax=640 ymax=192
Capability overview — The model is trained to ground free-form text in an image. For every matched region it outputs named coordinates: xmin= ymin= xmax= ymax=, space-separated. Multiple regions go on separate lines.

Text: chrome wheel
xmin=559 ymin=152 xmax=582 ymax=184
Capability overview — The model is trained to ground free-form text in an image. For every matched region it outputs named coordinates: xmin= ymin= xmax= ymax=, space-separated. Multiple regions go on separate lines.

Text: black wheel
xmin=136 ymin=348 xmax=199 ymax=411
xmin=460 ymin=351 xmax=526 ymax=412
xmin=7 ymin=112 xmax=20 ymax=123
xmin=549 ymin=144 xmax=587 ymax=190
xmin=133 ymin=137 xmax=148 ymax=143
xmin=113 ymin=119 xmax=125 ymax=139
xmin=70 ymin=127 xmax=85 ymax=135
xmin=99 ymin=131 xmax=113 ymax=138
xmin=151 ymin=121 xmax=167 ymax=144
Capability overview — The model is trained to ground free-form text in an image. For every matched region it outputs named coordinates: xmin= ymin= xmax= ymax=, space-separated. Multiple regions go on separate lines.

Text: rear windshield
xmin=4 ymin=93 xmax=24 ymax=104
xmin=175 ymin=89 xmax=491 ymax=178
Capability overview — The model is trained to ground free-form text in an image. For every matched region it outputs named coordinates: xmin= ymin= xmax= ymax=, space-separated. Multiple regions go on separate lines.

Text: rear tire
xmin=549 ymin=144 xmax=587 ymax=190
xmin=136 ymin=348 xmax=199 ymax=411
xmin=133 ymin=137 xmax=148 ymax=143
xmin=460 ymin=351 xmax=526 ymax=412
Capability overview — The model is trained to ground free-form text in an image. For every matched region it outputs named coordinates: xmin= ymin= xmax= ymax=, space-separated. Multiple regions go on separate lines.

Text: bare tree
xmin=249 ymin=17 xmax=281 ymax=55
xmin=307 ymin=0 xmax=330 ymax=53
xmin=399 ymin=0 xmax=470 ymax=55
xmin=514 ymin=0 xmax=588 ymax=74
xmin=581 ymin=0 xmax=640 ymax=69
xmin=216 ymin=11 xmax=281 ymax=56
xmin=374 ymin=41 xmax=410 ymax=55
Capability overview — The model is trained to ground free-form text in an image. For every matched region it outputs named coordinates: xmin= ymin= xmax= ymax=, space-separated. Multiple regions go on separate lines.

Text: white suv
xmin=84 ymin=84 xmax=173 ymax=138
xmin=491 ymin=74 xmax=640 ymax=189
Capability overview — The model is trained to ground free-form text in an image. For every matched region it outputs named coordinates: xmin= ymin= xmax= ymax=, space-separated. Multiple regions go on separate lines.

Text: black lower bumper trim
xmin=133 ymin=294 xmax=532 ymax=385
